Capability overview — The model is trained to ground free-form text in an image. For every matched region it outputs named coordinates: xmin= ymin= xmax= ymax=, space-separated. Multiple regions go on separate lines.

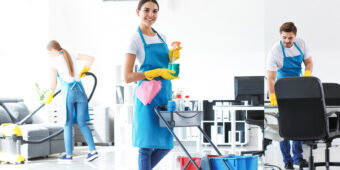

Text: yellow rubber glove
xmin=45 ymin=92 xmax=54 ymax=104
xmin=269 ymin=93 xmax=278 ymax=106
xmin=302 ymin=70 xmax=312 ymax=77
xmin=79 ymin=66 xmax=90 ymax=78
xmin=144 ymin=68 xmax=178 ymax=80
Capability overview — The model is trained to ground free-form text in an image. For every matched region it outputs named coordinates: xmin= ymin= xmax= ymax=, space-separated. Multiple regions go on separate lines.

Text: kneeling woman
xmin=46 ymin=40 xmax=98 ymax=162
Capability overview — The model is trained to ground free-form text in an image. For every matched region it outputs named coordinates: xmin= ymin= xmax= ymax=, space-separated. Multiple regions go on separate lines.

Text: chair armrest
xmin=326 ymin=111 xmax=340 ymax=117
xmin=265 ymin=112 xmax=279 ymax=119
xmin=325 ymin=111 xmax=340 ymax=135
xmin=264 ymin=112 xmax=279 ymax=128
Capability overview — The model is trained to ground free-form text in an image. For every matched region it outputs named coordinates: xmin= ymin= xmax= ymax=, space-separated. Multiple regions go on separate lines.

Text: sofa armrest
xmin=0 ymin=98 xmax=24 ymax=104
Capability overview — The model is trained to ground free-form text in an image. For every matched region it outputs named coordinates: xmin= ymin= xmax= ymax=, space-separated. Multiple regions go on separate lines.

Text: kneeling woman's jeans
xmin=139 ymin=148 xmax=171 ymax=170
xmin=64 ymin=85 xmax=96 ymax=155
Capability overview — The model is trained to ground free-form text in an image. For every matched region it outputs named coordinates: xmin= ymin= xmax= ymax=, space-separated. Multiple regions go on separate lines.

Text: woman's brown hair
xmin=137 ymin=0 xmax=159 ymax=10
xmin=47 ymin=40 xmax=75 ymax=77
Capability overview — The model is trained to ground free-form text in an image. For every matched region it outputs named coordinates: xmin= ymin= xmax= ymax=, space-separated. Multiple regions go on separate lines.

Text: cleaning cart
xmin=154 ymin=105 xmax=231 ymax=170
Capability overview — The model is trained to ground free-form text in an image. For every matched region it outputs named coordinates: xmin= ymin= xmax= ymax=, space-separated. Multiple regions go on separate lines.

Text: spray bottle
xmin=168 ymin=41 xmax=181 ymax=77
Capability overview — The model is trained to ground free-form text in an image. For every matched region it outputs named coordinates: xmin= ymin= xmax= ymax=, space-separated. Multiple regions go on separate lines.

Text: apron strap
xmin=293 ymin=42 xmax=304 ymax=58
xmin=70 ymin=81 xmax=83 ymax=93
xmin=280 ymin=41 xmax=287 ymax=58
xmin=280 ymin=41 xmax=304 ymax=58
xmin=138 ymin=27 xmax=166 ymax=46
xmin=152 ymin=28 xmax=166 ymax=44
xmin=138 ymin=27 xmax=148 ymax=46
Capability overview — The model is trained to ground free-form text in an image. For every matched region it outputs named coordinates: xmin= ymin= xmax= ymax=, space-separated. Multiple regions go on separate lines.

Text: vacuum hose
xmin=21 ymin=72 xmax=97 ymax=144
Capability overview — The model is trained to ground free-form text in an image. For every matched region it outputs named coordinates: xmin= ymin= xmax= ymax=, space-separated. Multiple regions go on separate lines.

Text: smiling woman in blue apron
xmin=124 ymin=0 xmax=179 ymax=169
xmin=267 ymin=22 xmax=314 ymax=170
xmin=45 ymin=40 xmax=98 ymax=162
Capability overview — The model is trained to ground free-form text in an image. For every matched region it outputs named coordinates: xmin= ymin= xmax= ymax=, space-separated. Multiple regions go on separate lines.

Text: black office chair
xmin=275 ymin=77 xmax=340 ymax=170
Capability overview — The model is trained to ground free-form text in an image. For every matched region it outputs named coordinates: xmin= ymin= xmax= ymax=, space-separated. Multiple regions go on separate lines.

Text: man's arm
xmin=304 ymin=57 xmax=313 ymax=72
xmin=267 ymin=71 xmax=277 ymax=94
xmin=267 ymin=70 xmax=278 ymax=105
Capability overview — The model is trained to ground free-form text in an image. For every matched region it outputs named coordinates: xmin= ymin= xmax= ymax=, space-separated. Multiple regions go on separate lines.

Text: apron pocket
xmin=136 ymin=80 xmax=162 ymax=105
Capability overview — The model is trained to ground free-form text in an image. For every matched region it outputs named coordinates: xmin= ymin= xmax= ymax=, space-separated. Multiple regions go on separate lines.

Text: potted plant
xmin=34 ymin=81 xmax=49 ymax=103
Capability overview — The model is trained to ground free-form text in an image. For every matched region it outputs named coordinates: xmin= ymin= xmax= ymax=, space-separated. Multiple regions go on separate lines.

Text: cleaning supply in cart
xmin=167 ymin=101 xmax=176 ymax=111
xmin=168 ymin=41 xmax=182 ymax=77
xmin=178 ymin=156 xmax=202 ymax=170
xmin=184 ymin=95 xmax=191 ymax=111
xmin=174 ymin=94 xmax=184 ymax=111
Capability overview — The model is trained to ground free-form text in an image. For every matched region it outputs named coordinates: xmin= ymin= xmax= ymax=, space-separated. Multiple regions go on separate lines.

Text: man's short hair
xmin=280 ymin=22 xmax=297 ymax=34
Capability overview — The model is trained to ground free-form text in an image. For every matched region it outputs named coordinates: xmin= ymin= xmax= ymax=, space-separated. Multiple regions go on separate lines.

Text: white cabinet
xmin=74 ymin=106 xmax=114 ymax=146
xmin=90 ymin=106 xmax=113 ymax=145
xmin=113 ymin=84 xmax=135 ymax=146
xmin=112 ymin=65 xmax=137 ymax=147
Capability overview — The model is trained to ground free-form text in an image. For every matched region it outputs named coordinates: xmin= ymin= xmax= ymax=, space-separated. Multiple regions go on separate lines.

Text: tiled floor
xmin=265 ymin=141 xmax=340 ymax=170
xmin=10 ymin=141 xmax=340 ymax=170
xmin=15 ymin=135 xmax=340 ymax=170
xmin=0 ymin=144 xmax=265 ymax=170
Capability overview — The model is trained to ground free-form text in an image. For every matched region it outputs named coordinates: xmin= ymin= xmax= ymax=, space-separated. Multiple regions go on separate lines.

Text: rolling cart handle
xmin=154 ymin=105 xmax=231 ymax=170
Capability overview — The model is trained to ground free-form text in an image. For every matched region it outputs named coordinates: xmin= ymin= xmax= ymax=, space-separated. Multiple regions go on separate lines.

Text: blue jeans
xmin=280 ymin=139 xmax=303 ymax=164
xmin=138 ymin=148 xmax=171 ymax=170
xmin=64 ymin=85 xmax=96 ymax=155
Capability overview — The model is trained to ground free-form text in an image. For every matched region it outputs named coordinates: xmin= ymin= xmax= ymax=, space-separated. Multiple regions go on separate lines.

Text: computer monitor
xmin=234 ymin=76 xmax=264 ymax=106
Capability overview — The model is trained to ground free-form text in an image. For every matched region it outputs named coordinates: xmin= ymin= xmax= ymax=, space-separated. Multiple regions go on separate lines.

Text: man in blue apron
xmin=267 ymin=22 xmax=313 ymax=169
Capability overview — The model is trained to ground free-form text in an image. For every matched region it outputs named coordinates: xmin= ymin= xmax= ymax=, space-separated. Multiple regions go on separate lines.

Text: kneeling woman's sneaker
xmin=86 ymin=152 xmax=98 ymax=162
xmin=59 ymin=155 xmax=72 ymax=161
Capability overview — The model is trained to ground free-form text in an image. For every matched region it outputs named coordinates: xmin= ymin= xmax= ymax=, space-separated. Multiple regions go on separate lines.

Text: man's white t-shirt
xmin=266 ymin=38 xmax=311 ymax=71
xmin=126 ymin=31 xmax=167 ymax=66
xmin=49 ymin=54 xmax=80 ymax=82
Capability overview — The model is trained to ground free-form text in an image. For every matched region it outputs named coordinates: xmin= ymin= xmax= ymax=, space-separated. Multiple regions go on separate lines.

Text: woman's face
xmin=48 ymin=49 xmax=59 ymax=57
xmin=137 ymin=2 xmax=159 ymax=27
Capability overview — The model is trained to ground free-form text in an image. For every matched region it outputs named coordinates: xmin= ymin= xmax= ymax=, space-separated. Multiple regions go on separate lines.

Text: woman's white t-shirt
xmin=266 ymin=38 xmax=311 ymax=71
xmin=49 ymin=54 xmax=80 ymax=82
xmin=126 ymin=31 xmax=167 ymax=66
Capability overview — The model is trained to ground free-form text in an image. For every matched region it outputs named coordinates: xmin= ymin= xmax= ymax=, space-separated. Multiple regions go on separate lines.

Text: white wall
xmin=264 ymin=0 xmax=340 ymax=83
xmin=48 ymin=0 xmax=142 ymax=106
xmin=159 ymin=0 xmax=266 ymax=100
xmin=0 ymin=0 xmax=49 ymax=109
xmin=3 ymin=0 xmax=340 ymax=108
xmin=47 ymin=0 xmax=266 ymax=104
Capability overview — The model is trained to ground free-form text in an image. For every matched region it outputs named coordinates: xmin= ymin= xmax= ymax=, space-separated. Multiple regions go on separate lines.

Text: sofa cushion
xmin=19 ymin=124 xmax=49 ymax=138
xmin=0 ymin=107 xmax=13 ymax=124
xmin=39 ymin=124 xmax=64 ymax=140
xmin=4 ymin=102 xmax=32 ymax=124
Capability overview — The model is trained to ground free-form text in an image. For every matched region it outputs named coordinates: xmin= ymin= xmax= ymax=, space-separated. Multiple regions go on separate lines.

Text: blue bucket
xmin=210 ymin=155 xmax=258 ymax=170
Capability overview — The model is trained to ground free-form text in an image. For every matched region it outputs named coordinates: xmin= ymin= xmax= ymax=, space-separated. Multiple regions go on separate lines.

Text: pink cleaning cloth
xmin=136 ymin=80 xmax=162 ymax=105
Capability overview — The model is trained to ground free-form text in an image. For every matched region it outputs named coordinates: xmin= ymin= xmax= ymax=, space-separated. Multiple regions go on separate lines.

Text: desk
xmin=265 ymin=105 xmax=340 ymax=115
xmin=213 ymin=105 xmax=264 ymax=154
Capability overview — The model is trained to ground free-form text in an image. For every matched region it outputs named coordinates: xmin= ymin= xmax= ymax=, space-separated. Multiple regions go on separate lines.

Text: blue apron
xmin=276 ymin=41 xmax=304 ymax=79
xmin=57 ymin=74 xmax=90 ymax=124
xmin=276 ymin=41 xmax=304 ymax=164
xmin=132 ymin=27 xmax=173 ymax=149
